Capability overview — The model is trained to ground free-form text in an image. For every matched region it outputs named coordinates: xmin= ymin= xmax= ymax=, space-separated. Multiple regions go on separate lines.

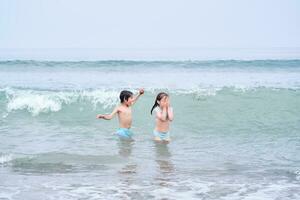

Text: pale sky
xmin=0 ymin=0 xmax=300 ymax=60
xmin=1 ymin=0 xmax=300 ymax=49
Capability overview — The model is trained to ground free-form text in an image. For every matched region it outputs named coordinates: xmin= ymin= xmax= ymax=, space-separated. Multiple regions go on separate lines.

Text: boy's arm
xmin=96 ymin=106 xmax=119 ymax=120
xmin=131 ymin=88 xmax=144 ymax=105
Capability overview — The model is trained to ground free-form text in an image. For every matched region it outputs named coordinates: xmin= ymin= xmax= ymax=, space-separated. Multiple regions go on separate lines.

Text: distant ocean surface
xmin=1 ymin=60 xmax=300 ymax=199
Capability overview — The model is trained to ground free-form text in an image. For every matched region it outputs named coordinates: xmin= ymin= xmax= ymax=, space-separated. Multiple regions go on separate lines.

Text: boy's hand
xmin=139 ymin=88 xmax=144 ymax=95
xmin=96 ymin=114 xmax=105 ymax=119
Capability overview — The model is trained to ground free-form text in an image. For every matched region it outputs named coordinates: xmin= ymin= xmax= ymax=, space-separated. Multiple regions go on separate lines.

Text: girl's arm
xmin=131 ymin=88 xmax=144 ymax=105
xmin=156 ymin=97 xmax=168 ymax=121
xmin=96 ymin=106 xmax=119 ymax=120
xmin=165 ymin=97 xmax=173 ymax=121
xmin=167 ymin=107 xmax=174 ymax=121
xmin=156 ymin=107 xmax=168 ymax=121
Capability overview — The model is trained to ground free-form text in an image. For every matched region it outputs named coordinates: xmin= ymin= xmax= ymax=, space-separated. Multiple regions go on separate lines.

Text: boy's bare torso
xmin=118 ymin=105 xmax=132 ymax=128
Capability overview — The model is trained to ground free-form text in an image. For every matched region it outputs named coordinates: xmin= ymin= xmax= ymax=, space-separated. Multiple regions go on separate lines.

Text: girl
xmin=151 ymin=92 xmax=174 ymax=143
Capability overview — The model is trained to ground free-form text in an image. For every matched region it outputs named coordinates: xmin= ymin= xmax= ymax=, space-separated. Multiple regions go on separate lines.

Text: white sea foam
xmin=0 ymin=154 xmax=13 ymax=164
xmin=2 ymin=88 xmax=120 ymax=116
xmin=1 ymin=86 xmax=299 ymax=116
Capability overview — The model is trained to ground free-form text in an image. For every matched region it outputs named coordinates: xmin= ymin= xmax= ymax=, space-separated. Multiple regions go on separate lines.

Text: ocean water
xmin=0 ymin=60 xmax=300 ymax=199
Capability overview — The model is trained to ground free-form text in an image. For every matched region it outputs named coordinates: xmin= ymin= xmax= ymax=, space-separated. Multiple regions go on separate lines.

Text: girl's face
xmin=157 ymin=95 xmax=168 ymax=106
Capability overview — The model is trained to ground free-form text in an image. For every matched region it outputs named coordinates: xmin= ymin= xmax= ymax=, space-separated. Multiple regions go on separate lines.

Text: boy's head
xmin=120 ymin=90 xmax=134 ymax=105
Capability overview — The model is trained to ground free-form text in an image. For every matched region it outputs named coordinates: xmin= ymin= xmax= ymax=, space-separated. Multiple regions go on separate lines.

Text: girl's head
xmin=151 ymin=92 xmax=169 ymax=115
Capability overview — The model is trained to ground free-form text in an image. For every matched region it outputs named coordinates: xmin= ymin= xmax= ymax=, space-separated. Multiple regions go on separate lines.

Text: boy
xmin=96 ymin=89 xmax=144 ymax=139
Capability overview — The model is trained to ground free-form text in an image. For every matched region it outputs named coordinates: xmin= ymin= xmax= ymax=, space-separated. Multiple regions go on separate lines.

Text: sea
xmin=0 ymin=59 xmax=300 ymax=199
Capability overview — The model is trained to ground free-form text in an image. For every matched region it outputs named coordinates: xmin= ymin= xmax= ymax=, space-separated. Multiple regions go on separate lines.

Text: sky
xmin=0 ymin=0 xmax=300 ymax=60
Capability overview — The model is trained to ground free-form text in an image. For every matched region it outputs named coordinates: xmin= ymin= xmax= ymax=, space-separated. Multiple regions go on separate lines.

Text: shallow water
xmin=1 ymin=60 xmax=300 ymax=199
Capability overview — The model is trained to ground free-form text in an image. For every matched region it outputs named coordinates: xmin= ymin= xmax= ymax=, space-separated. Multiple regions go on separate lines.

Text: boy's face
xmin=125 ymin=96 xmax=134 ymax=106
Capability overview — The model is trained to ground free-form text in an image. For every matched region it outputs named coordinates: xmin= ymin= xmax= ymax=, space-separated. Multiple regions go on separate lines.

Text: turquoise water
xmin=0 ymin=60 xmax=300 ymax=199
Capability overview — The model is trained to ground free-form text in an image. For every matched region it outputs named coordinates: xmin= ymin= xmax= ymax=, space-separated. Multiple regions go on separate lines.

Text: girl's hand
xmin=160 ymin=96 xmax=168 ymax=108
xmin=166 ymin=97 xmax=170 ymax=107
xmin=96 ymin=114 xmax=105 ymax=119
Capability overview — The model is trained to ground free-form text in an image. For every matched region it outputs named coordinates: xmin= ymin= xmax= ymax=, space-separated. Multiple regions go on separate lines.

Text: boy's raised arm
xmin=96 ymin=106 xmax=119 ymax=120
xmin=131 ymin=88 xmax=144 ymax=105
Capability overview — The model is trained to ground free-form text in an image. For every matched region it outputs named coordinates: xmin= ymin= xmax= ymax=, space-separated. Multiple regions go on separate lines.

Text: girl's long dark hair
xmin=151 ymin=92 xmax=168 ymax=115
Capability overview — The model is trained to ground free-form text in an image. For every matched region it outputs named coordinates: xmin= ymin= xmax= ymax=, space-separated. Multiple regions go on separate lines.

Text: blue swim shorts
xmin=153 ymin=130 xmax=170 ymax=141
xmin=116 ymin=128 xmax=133 ymax=139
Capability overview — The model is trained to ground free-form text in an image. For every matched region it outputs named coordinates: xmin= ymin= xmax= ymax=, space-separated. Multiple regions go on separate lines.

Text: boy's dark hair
xmin=120 ymin=90 xmax=133 ymax=103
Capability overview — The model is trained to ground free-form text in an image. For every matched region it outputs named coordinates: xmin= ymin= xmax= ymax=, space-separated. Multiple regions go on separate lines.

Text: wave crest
xmin=2 ymin=88 xmax=119 ymax=116
xmin=1 ymin=87 xmax=299 ymax=116
xmin=0 ymin=153 xmax=13 ymax=164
